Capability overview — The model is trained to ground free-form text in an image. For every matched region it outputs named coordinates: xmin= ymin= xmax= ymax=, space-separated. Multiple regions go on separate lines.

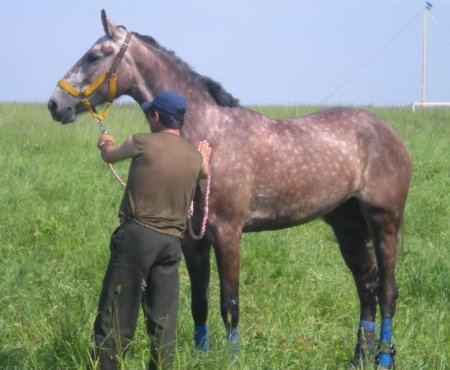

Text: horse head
xmin=48 ymin=10 xmax=132 ymax=123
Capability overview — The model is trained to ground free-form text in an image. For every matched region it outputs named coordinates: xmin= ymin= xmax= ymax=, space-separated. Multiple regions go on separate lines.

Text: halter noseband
xmin=57 ymin=32 xmax=132 ymax=126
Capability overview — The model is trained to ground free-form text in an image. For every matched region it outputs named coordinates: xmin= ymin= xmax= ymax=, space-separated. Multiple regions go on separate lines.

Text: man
xmin=92 ymin=91 xmax=211 ymax=369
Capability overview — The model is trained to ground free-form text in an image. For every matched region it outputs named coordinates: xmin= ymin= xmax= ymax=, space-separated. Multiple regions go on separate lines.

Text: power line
xmin=429 ymin=13 xmax=450 ymax=46
xmin=321 ymin=9 xmax=423 ymax=104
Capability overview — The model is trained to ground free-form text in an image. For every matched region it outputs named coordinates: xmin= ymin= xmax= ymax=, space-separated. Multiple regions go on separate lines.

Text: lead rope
xmin=90 ymin=97 xmax=210 ymax=239
xmin=187 ymin=173 xmax=211 ymax=240
xmin=107 ymin=163 xmax=127 ymax=188
xmin=111 ymin=150 xmax=210 ymax=240
xmin=100 ymin=116 xmax=210 ymax=240
xmin=96 ymin=119 xmax=127 ymax=188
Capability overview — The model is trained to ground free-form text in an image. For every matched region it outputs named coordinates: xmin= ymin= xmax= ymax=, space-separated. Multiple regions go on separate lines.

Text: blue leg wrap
xmin=229 ymin=328 xmax=239 ymax=361
xmin=380 ymin=318 xmax=392 ymax=343
xmin=353 ymin=320 xmax=376 ymax=364
xmin=229 ymin=328 xmax=239 ymax=345
xmin=194 ymin=325 xmax=209 ymax=351
xmin=360 ymin=320 xmax=376 ymax=331
xmin=377 ymin=317 xmax=394 ymax=368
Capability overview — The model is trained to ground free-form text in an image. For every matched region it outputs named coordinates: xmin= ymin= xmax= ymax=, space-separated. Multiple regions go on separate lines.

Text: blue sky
xmin=1 ymin=0 xmax=449 ymax=106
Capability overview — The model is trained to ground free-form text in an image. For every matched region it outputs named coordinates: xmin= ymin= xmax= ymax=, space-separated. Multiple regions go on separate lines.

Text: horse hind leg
xmin=362 ymin=201 xmax=403 ymax=369
xmin=210 ymin=221 xmax=242 ymax=361
xmin=323 ymin=197 xmax=379 ymax=367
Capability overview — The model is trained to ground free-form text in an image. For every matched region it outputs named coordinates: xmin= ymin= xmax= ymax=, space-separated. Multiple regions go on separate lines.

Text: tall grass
xmin=0 ymin=103 xmax=448 ymax=369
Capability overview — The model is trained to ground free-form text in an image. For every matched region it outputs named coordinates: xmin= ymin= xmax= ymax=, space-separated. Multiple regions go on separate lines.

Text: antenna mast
xmin=421 ymin=2 xmax=432 ymax=103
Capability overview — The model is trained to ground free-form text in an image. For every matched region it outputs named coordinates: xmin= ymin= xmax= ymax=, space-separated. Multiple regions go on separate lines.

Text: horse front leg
xmin=181 ymin=235 xmax=211 ymax=351
xmin=211 ymin=222 xmax=241 ymax=359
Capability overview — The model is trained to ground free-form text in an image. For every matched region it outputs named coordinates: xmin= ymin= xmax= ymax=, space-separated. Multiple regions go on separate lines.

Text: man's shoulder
xmin=133 ymin=132 xmax=151 ymax=142
xmin=159 ymin=133 xmax=196 ymax=150
xmin=134 ymin=133 xmax=198 ymax=156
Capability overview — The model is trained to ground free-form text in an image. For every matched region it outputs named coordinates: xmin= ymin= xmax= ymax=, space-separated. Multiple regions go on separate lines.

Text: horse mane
xmin=132 ymin=32 xmax=240 ymax=108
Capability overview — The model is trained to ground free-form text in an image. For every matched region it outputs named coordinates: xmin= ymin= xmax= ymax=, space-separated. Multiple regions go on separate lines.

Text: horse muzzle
xmin=48 ymin=97 xmax=76 ymax=124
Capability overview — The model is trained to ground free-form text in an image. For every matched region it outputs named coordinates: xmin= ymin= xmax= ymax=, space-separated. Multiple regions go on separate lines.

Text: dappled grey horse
xmin=48 ymin=10 xmax=412 ymax=368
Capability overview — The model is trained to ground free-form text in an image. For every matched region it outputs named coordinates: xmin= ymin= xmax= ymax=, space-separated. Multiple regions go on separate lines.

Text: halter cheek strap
xmin=57 ymin=32 xmax=131 ymax=124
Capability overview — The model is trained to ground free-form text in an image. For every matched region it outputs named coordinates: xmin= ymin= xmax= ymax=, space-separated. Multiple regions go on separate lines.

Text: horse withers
xmin=48 ymin=10 xmax=412 ymax=369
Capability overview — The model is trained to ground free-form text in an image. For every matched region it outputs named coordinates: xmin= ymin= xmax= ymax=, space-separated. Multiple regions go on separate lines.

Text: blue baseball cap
xmin=141 ymin=91 xmax=186 ymax=120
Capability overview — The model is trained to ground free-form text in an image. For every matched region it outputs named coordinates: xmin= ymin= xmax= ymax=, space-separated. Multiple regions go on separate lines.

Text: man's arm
xmin=97 ymin=134 xmax=139 ymax=164
xmin=196 ymin=140 xmax=211 ymax=179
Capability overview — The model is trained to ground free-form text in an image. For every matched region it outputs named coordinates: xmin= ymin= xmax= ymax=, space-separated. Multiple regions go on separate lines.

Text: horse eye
xmin=86 ymin=52 xmax=101 ymax=63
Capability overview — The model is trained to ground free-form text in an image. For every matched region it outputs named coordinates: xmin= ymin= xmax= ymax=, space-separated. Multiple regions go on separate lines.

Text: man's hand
xmin=97 ymin=135 xmax=139 ymax=164
xmin=97 ymin=134 xmax=115 ymax=150
xmin=196 ymin=140 xmax=211 ymax=178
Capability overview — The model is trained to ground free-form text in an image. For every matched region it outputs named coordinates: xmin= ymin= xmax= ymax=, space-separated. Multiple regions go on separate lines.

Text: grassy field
xmin=0 ymin=103 xmax=448 ymax=369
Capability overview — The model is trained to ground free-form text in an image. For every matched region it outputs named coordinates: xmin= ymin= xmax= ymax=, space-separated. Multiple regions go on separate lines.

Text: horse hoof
xmin=230 ymin=352 xmax=239 ymax=365
xmin=351 ymin=326 xmax=377 ymax=368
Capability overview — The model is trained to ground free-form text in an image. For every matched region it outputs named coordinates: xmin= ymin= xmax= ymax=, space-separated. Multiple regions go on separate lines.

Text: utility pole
xmin=421 ymin=2 xmax=433 ymax=103
xmin=413 ymin=2 xmax=450 ymax=111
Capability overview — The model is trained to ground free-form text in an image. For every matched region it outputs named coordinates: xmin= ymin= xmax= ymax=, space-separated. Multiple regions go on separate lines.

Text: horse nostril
xmin=48 ymin=99 xmax=57 ymax=113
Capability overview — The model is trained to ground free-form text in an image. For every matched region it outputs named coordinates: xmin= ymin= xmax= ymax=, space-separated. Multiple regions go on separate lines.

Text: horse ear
xmin=101 ymin=9 xmax=122 ymax=41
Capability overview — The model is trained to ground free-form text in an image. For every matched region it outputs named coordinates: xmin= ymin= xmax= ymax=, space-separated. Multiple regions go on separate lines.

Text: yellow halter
xmin=58 ymin=72 xmax=117 ymax=125
xmin=57 ymin=32 xmax=132 ymax=131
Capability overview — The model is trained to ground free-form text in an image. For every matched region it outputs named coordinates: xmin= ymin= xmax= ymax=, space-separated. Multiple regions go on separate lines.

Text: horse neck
xmin=126 ymin=36 xmax=220 ymax=140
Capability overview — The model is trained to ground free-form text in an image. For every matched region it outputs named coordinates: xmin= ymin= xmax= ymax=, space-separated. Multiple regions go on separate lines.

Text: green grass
xmin=0 ymin=103 xmax=449 ymax=369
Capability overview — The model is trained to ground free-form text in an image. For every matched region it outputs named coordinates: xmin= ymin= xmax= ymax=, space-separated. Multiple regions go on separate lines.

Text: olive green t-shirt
xmin=119 ymin=132 xmax=202 ymax=238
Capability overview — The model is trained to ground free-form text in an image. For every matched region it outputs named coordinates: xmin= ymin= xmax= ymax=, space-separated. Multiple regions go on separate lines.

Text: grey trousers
xmin=93 ymin=221 xmax=181 ymax=370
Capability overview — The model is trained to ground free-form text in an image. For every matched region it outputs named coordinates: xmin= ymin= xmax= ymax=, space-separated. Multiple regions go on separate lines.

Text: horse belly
xmin=243 ymin=172 xmax=357 ymax=232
